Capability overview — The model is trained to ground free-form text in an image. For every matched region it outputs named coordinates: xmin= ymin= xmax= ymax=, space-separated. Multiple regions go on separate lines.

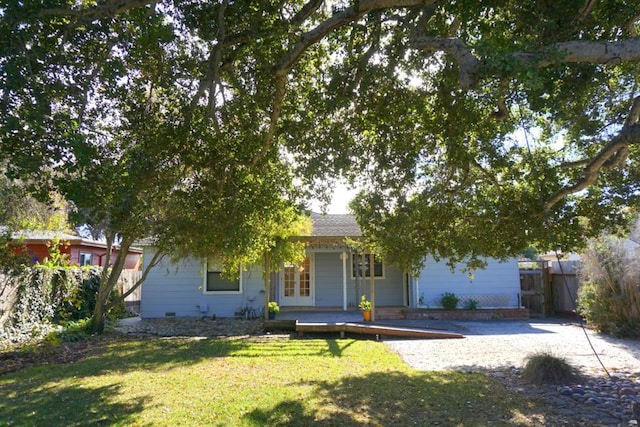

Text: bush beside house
xmin=578 ymin=236 xmax=640 ymax=338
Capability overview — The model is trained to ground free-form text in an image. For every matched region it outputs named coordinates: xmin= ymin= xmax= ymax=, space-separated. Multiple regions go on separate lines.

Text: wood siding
xmin=416 ymin=257 xmax=520 ymax=309
xmin=312 ymin=251 xmax=405 ymax=307
xmin=140 ymin=247 xmax=265 ymax=318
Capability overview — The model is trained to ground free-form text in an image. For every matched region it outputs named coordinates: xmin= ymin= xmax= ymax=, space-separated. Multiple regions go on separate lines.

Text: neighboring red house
xmin=11 ymin=230 xmax=142 ymax=270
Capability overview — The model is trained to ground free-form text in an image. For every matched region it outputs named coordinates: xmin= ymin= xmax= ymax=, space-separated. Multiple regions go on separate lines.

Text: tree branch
xmin=291 ymin=0 xmax=324 ymax=28
xmin=412 ymin=36 xmax=640 ymax=88
xmin=544 ymin=123 xmax=640 ymax=211
xmin=108 ymin=248 xmax=165 ymax=307
xmin=252 ymin=0 xmax=430 ymax=167
xmin=274 ymin=0 xmax=430 ymax=77
xmin=37 ymin=0 xmax=158 ymax=22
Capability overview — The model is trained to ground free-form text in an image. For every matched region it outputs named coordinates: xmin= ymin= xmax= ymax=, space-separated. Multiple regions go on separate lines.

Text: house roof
xmin=10 ymin=229 xmax=142 ymax=253
xmin=134 ymin=213 xmax=363 ymax=247
xmin=310 ymin=213 xmax=361 ymax=237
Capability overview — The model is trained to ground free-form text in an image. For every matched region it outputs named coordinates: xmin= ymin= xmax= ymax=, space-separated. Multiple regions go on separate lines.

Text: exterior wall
xmin=20 ymin=243 xmax=141 ymax=269
xmin=140 ymin=247 xmax=266 ymax=318
xmin=415 ymin=257 xmax=520 ymax=309
xmin=311 ymin=249 xmax=405 ymax=308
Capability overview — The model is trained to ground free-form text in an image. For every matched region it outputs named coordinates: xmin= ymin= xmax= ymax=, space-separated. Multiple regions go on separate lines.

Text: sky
xmin=309 ymin=183 xmax=358 ymax=214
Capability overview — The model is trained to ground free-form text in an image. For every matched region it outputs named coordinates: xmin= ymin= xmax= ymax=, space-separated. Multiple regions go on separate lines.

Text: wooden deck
xmin=264 ymin=320 xmax=464 ymax=339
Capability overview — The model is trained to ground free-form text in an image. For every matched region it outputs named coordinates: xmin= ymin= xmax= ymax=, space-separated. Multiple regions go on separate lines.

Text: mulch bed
xmin=0 ymin=335 xmax=120 ymax=376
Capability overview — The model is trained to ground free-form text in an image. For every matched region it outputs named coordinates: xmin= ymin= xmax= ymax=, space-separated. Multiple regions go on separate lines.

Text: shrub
xmin=521 ymin=351 xmax=581 ymax=384
xmin=464 ymin=298 xmax=479 ymax=310
xmin=0 ymin=266 xmax=125 ymax=347
xmin=577 ymin=236 xmax=640 ymax=338
xmin=440 ymin=292 xmax=459 ymax=310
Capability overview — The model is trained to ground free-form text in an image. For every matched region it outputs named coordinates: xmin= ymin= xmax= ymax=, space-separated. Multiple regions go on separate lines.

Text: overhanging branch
xmin=411 ymin=36 xmax=640 ymax=88
xmin=544 ymin=122 xmax=640 ymax=211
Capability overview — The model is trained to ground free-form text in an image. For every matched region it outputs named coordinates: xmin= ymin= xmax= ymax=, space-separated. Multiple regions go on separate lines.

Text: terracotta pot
xmin=362 ymin=310 xmax=371 ymax=322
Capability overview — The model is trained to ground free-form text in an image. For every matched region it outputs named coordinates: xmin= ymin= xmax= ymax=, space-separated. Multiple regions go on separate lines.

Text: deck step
xmin=295 ymin=321 xmax=464 ymax=339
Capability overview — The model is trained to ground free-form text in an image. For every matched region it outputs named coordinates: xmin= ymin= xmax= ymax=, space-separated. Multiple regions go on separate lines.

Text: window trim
xmin=79 ymin=252 xmax=93 ymax=267
xmin=350 ymin=253 xmax=385 ymax=280
xmin=203 ymin=259 xmax=243 ymax=295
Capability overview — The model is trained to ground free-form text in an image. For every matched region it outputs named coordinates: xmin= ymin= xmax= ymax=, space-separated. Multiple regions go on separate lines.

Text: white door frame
xmin=279 ymin=254 xmax=315 ymax=306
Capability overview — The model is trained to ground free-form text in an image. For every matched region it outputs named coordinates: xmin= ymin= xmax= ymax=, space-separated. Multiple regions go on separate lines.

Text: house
xmin=10 ymin=230 xmax=142 ymax=270
xmin=139 ymin=213 xmax=521 ymax=318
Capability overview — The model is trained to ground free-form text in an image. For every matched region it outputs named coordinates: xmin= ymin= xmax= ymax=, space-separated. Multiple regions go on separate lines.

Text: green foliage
xmin=45 ymin=318 xmax=92 ymax=343
xmin=2 ymin=0 xmax=640 ymax=282
xmin=464 ymin=298 xmax=479 ymax=310
xmin=0 ymin=267 xmax=122 ymax=346
xmin=268 ymin=301 xmax=280 ymax=314
xmin=39 ymin=236 xmax=70 ymax=268
xmin=358 ymin=295 xmax=372 ymax=311
xmin=0 ymin=230 xmax=30 ymax=272
xmin=577 ymin=236 xmax=640 ymax=338
xmin=440 ymin=292 xmax=459 ymax=310
xmin=521 ymin=351 xmax=581 ymax=385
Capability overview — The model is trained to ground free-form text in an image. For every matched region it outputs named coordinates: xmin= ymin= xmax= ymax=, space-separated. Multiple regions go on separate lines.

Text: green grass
xmin=0 ymin=336 xmax=549 ymax=426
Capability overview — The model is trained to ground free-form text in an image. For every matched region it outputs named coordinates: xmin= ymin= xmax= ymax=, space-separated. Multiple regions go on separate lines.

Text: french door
xmin=280 ymin=255 xmax=314 ymax=306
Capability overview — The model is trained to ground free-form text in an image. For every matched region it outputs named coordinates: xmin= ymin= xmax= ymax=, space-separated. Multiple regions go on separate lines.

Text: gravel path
xmin=384 ymin=319 xmax=640 ymax=374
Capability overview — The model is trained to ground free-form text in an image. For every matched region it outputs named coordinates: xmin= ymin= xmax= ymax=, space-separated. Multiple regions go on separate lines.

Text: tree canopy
xmin=2 ymin=0 xmax=640 ymax=279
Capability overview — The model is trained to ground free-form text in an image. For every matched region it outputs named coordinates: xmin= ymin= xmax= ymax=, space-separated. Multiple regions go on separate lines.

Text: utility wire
xmin=518 ymin=112 xmax=611 ymax=377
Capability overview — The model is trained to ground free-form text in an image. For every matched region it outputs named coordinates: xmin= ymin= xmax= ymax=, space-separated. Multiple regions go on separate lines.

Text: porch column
xmin=370 ymin=253 xmax=375 ymax=322
xmin=341 ymin=252 xmax=347 ymax=311
xmin=264 ymin=252 xmax=270 ymax=320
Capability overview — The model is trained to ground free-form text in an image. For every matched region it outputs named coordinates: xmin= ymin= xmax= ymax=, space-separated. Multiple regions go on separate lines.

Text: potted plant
xmin=268 ymin=301 xmax=280 ymax=320
xmin=358 ymin=295 xmax=372 ymax=321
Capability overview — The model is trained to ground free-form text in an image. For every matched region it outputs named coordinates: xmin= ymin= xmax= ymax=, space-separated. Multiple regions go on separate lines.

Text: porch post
xmin=341 ymin=251 xmax=347 ymax=311
xmin=370 ymin=252 xmax=375 ymax=322
xmin=264 ymin=252 xmax=270 ymax=320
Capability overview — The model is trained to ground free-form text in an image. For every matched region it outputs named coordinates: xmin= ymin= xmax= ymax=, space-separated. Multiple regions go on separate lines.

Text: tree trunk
xmin=88 ymin=236 xmax=133 ymax=334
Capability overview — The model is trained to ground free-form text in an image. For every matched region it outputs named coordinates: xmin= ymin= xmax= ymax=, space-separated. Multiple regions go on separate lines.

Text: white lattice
xmin=456 ymin=294 xmax=511 ymax=308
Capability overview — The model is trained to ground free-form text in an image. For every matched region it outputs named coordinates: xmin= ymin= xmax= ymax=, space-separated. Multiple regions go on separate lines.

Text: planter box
xmin=376 ymin=307 xmax=529 ymax=321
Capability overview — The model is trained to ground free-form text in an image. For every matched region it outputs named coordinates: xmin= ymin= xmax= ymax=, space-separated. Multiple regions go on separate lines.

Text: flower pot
xmin=268 ymin=312 xmax=276 ymax=320
xmin=362 ymin=310 xmax=371 ymax=322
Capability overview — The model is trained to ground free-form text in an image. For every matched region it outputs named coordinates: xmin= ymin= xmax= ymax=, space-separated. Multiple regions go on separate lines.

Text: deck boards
xmin=295 ymin=321 xmax=464 ymax=339
xmin=263 ymin=318 xmax=464 ymax=339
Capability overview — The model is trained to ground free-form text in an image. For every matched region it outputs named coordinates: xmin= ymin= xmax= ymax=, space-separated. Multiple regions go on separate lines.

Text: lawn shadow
xmin=67 ymin=336 xmax=256 ymax=376
xmin=244 ymin=370 xmax=559 ymax=426
xmin=0 ymin=382 xmax=147 ymax=425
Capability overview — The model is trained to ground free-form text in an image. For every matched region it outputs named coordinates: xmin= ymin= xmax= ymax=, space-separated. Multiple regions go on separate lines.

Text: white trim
xmin=350 ymin=253 xmax=386 ymax=280
xmin=202 ymin=260 xmax=243 ymax=295
xmin=341 ymin=251 xmax=347 ymax=311
xmin=279 ymin=254 xmax=315 ymax=306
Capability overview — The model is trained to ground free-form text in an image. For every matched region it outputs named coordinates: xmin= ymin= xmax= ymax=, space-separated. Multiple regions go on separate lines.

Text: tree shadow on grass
xmin=245 ymin=370 xmax=560 ymax=426
xmin=0 ymin=382 xmax=147 ymax=426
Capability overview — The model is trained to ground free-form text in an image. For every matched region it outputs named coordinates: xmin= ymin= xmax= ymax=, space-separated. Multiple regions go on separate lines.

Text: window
xmin=204 ymin=258 xmax=241 ymax=293
xmin=79 ymin=253 xmax=93 ymax=266
xmin=351 ymin=254 xmax=384 ymax=279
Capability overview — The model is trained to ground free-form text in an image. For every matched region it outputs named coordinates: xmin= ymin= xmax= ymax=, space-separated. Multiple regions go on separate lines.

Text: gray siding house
xmin=139 ymin=213 xmax=521 ymax=318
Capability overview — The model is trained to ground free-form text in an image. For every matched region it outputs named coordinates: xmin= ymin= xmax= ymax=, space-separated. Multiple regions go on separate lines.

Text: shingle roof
xmin=310 ymin=213 xmax=361 ymax=237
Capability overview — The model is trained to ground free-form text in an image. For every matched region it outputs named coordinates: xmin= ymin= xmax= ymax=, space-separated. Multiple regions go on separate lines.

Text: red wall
xmin=19 ymin=243 xmax=141 ymax=270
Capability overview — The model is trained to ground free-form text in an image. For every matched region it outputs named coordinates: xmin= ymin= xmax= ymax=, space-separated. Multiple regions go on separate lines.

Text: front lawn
xmin=1 ymin=335 xmax=549 ymax=426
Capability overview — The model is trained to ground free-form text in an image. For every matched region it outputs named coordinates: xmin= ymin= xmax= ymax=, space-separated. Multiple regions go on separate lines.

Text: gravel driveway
xmin=384 ymin=319 xmax=640 ymax=374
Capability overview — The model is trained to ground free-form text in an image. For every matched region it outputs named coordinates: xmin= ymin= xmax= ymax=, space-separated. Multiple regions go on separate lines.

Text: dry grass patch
xmin=521 ymin=351 xmax=582 ymax=385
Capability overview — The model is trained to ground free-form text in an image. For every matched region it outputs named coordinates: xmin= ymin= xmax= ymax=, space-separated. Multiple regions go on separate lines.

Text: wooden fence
xmin=519 ymin=260 xmax=581 ymax=318
xmin=115 ymin=269 xmax=142 ymax=314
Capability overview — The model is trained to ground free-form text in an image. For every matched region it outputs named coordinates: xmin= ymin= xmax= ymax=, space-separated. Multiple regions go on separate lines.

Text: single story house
xmin=10 ymin=230 xmax=142 ymax=270
xmin=139 ymin=213 xmax=521 ymax=318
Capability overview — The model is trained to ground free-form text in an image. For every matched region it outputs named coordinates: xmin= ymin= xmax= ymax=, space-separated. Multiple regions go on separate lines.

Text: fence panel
xmin=550 ymin=260 xmax=581 ymax=316
xmin=117 ymin=269 xmax=142 ymax=314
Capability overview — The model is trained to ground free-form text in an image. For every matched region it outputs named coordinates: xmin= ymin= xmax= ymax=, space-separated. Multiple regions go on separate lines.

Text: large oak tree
xmin=2 ymin=1 xmax=640 ymax=326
